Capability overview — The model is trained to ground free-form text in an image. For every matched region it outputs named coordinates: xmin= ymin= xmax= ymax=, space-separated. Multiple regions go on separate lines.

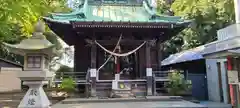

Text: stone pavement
xmin=199 ymin=101 xmax=232 ymax=108
xmin=61 ymin=96 xmax=183 ymax=104
xmin=52 ymin=100 xmax=206 ymax=108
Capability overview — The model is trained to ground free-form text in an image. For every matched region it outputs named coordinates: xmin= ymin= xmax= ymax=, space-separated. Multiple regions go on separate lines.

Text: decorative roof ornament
xmin=32 ymin=21 xmax=46 ymax=40
xmin=35 ymin=20 xmax=45 ymax=33
xmin=3 ymin=21 xmax=56 ymax=56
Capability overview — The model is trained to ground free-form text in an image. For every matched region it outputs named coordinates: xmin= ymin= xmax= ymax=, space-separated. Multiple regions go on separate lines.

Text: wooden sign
xmin=228 ymin=70 xmax=239 ymax=84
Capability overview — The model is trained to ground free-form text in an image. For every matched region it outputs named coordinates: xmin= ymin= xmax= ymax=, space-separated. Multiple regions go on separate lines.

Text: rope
xmin=97 ymin=34 xmax=122 ymax=73
xmin=95 ymin=40 xmax=146 ymax=57
xmin=95 ymin=35 xmax=146 ymax=81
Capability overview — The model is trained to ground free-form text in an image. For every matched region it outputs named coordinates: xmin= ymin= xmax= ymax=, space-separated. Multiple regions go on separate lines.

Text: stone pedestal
xmin=18 ymin=81 xmax=51 ymax=108
xmin=112 ymin=74 xmax=120 ymax=90
xmin=111 ymin=74 xmax=133 ymax=98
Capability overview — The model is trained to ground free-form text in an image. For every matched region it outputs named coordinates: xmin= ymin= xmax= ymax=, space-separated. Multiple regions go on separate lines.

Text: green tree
xmin=0 ymin=0 xmax=70 ymax=39
xmin=0 ymin=0 xmax=71 ymax=63
xmin=160 ymin=0 xmax=235 ymax=56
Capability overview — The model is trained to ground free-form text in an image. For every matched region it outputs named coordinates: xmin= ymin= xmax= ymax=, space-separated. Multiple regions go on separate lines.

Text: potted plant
xmin=165 ymin=70 xmax=192 ymax=96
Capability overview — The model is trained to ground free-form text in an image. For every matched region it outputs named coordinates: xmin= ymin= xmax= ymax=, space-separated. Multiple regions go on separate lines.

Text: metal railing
xmin=53 ymin=71 xmax=89 ymax=84
xmin=152 ymin=71 xmax=171 ymax=95
xmin=153 ymin=71 xmax=171 ymax=81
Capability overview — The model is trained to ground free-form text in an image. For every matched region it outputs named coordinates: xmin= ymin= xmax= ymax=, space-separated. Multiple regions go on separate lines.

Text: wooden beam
xmin=146 ymin=41 xmax=153 ymax=96
xmin=157 ymin=42 xmax=164 ymax=70
xmin=90 ymin=43 xmax=97 ymax=97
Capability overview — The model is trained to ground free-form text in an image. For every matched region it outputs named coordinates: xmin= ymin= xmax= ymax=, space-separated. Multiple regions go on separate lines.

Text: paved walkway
xmin=52 ymin=100 xmax=205 ymax=108
xmin=199 ymin=101 xmax=232 ymax=108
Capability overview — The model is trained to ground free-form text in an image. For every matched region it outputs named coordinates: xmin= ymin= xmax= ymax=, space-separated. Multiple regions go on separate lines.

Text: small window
xmin=27 ymin=56 xmax=42 ymax=68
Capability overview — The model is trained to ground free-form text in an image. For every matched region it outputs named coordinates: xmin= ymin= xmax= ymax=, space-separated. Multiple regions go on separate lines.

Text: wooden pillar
xmin=146 ymin=41 xmax=153 ymax=96
xmin=90 ymin=43 xmax=97 ymax=97
xmin=139 ymin=47 xmax=145 ymax=78
xmin=157 ymin=42 xmax=163 ymax=70
xmin=227 ymin=56 xmax=239 ymax=107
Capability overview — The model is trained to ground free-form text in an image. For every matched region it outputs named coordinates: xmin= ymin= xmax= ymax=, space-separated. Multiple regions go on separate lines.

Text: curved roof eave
xmin=42 ymin=17 xmax=71 ymax=24
xmin=43 ymin=0 xmax=192 ymax=25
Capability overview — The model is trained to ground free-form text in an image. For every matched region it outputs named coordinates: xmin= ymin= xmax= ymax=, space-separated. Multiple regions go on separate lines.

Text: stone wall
xmin=0 ymin=67 xmax=22 ymax=92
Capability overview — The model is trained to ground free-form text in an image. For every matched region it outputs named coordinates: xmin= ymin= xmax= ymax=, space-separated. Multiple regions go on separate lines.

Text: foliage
xmin=0 ymin=0 xmax=70 ymax=39
xmin=160 ymin=0 xmax=235 ymax=56
xmin=0 ymin=0 xmax=71 ymax=63
xmin=165 ymin=70 xmax=192 ymax=95
xmin=156 ymin=0 xmax=175 ymax=16
xmin=60 ymin=77 xmax=76 ymax=93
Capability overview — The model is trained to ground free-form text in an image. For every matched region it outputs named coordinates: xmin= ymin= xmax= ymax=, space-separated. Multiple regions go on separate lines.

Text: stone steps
xmin=94 ymin=81 xmax=148 ymax=98
xmin=61 ymin=96 xmax=183 ymax=104
xmin=96 ymin=82 xmax=112 ymax=97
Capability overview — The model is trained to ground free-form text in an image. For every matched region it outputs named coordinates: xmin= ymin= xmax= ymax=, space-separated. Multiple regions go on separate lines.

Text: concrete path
xmin=199 ymin=101 xmax=232 ymax=108
xmin=52 ymin=100 xmax=205 ymax=108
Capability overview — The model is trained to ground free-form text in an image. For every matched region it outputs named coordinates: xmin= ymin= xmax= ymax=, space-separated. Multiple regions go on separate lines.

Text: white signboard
xmin=90 ymin=69 xmax=97 ymax=77
xmin=228 ymin=70 xmax=239 ymax=84
xmin=146 ymin=68 xmax=152 ymax=76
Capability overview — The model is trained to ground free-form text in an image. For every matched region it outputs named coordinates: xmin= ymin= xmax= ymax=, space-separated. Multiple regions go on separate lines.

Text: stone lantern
xmin=3 ymin=21 xmax=56 ymax=108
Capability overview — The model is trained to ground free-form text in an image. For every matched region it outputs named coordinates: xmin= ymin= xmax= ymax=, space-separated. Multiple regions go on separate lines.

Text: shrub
xmin=165 ymin=70 xmax=192 ymax=95
xmin=60 ymin=77 xmax=76 ymax=93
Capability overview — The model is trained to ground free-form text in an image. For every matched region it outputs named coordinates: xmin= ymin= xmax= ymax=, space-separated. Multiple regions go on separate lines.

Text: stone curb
xmin=61 ymin=96 xmax=183 ymax=104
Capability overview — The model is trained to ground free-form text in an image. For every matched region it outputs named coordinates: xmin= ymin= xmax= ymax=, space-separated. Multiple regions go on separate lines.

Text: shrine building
xmin=43 ymin=0 xmax=191 ymax=97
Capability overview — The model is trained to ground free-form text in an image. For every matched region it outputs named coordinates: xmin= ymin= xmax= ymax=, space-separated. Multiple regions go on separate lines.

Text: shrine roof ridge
xmin=43 ymin=0 xmax=192 ymax=26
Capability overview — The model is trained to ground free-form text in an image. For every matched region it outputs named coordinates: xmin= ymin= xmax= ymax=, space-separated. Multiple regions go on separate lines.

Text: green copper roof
xmin=44 ymin=0 xmax=190 ymax=24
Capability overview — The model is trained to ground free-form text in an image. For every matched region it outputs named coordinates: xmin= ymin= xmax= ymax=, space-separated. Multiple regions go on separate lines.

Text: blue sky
xmin=67 ymin=0 xmax=78 ymax=9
